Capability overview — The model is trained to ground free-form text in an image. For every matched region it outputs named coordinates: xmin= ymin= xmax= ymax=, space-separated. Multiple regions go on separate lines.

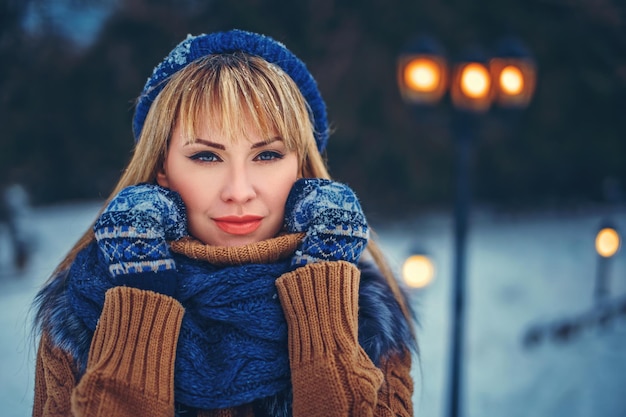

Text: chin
xmin=213 ymin=233 xmax=269 ymax=248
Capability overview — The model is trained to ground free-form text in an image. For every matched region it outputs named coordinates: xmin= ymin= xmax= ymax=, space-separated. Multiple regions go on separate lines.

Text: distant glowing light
xmin=460 ymin=63 xmax=491 ymax=99
xmin=499 ymin=65 xmax=524 ymax=96
xmin=402 ymin=255 xmax=435 ymax=288
xmin=404 ymin=58 xmax=442 ymax=93
xmin=596 ymin=227 xmax=621 ymax=258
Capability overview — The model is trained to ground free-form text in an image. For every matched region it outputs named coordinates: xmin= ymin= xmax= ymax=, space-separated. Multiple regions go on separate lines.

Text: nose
xmin=220 ymin=165 xmax=257 ymax=204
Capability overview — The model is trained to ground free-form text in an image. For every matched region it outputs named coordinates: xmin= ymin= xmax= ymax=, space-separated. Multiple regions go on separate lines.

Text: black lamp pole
xmin=448 ymin=111 xmax=475 ymax=417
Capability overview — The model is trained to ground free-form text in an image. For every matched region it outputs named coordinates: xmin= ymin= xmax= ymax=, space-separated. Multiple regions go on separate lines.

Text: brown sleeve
xmin=33 ymin=332 xmax=78 ymax=417
xmin=275 ymin=261 xmax=387 ymax=417
xmin=374 ymin=350 xmax=414 ymax=417
xmin=33 ymin=286 xmax=181 ymax=417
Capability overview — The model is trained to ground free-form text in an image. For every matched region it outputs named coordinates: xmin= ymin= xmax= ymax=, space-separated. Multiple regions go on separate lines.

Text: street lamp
xmin=490 ymin=38 xmax=537 ymax=108
xmin=402 ymin=253 xmax=436 ymax=289
xmin=596 ymin=226 xmax=621 ymax=258
xmin=594 ymin=222 xmax=621 ymax=301
xmin=451 ymin=50 xmax=494 ymax=113
xmin=397 ymin=34 xmax=536 ymax=417
xmin=397 ymin=35 xmax=448 ymax=106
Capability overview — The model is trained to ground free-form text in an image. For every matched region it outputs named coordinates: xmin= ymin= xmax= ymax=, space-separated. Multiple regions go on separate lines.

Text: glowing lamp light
xmin=402 ymin=254 xmax=435 ymax=288
xmin=404 ymin=58 xmax=442 ymax=92
xmin=595 ymin=227 xmax=621 ymax=258
xmin=459 ymin=63 xmax=491 ymax=99
xmin=398 ymin=54 xmax=448 ymax=105
xmin=499 ymin=65 xmax=524 ymax=95
xmin=489 ymin=38 xmax=537 ymax=108
xmin=450 ymin=60 xmax=493 ymax=113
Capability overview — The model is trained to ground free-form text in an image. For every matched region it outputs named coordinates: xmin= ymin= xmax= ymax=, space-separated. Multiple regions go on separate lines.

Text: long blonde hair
xmin=49 ymin=52 xmax=411 ymax=320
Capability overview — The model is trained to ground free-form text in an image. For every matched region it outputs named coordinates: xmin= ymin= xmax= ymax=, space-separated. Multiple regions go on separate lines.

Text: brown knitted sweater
xmin=33 ymin=235 xmax=414 ymax=417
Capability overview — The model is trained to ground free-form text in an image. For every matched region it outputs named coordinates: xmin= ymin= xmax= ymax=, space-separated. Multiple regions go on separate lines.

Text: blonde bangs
xmin=165 ymin=54 xmax=315 ymax=164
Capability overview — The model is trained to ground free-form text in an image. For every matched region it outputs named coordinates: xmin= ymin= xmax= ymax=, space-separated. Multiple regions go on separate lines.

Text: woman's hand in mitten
xmin=284 ymin=178 xmax=369 ymax=267
xmin=94 ymin=183 xmax=188 ymax=296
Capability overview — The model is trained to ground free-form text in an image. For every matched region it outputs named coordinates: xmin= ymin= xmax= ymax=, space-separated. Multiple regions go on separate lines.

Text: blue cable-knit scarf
xmin=36 ymin=235 xmax=416 ymax=416
xmin=66 ymin=238 xmax=294 ymax=411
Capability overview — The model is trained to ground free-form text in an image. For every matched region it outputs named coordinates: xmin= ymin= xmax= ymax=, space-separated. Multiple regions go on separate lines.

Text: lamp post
xmin=397 ymin=35 xmax=536 ymax=417
xmin=447 ymin=47 xmax=490 ymax=417
xmin=594 ymin=223 xmax=621 ymax=302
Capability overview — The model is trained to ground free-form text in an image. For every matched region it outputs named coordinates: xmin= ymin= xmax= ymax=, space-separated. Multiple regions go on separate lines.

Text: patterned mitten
xmin=94 ymin=183 xmax=188 ymax=296
xmin=285 ymin=178 xmax=369 ymax=267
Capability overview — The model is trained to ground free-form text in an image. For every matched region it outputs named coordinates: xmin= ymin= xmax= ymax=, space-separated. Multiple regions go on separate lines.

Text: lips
xmin=213 ymin=215 xmax=263 ymax=235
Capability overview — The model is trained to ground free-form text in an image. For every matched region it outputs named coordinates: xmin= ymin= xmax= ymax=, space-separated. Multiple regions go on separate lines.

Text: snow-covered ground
xmin=0 ymin=201 xmax=102 ymax=417
xmin=378 ymin=207 xmax=626 ymax=417
xmin=1 ymin=202 xmax=625 ymax=417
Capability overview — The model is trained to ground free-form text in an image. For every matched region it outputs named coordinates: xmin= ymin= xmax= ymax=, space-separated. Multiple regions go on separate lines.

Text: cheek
xmin=268 ymin=164 xmax=298 ymax=215
xmin=168 ymin=175 xmax=214 ymax=215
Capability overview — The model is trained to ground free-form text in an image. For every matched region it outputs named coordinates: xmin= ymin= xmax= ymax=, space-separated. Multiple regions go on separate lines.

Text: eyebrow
xmin=189 ymin=139 xmax=225 ymax=150
xmin=251 ymin=137 xmax=283 ymax=149
xmin=190 ymin=137 xmax=283 ymax=150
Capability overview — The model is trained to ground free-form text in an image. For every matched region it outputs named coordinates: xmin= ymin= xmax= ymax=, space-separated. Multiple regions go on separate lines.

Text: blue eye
xmin=256 ymin=151 xmax=284 ymax=161
xmin=189 ymin=151 xmax=220 ymax=162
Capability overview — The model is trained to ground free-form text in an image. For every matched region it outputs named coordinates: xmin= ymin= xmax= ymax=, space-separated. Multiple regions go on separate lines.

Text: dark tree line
xmin=2 ymin=0 xmax=625 ymax=216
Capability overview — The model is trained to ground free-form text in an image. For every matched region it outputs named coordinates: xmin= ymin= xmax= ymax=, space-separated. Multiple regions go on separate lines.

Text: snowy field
xmin=1 ymin=201 xmax=625 ymax=417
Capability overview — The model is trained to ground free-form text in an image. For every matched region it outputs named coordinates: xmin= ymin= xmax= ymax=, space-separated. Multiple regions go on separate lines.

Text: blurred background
xmin=1 ymin=0 xmax=626 ymax=416
xmin=2 ymin=0 xmax=625 ymax=212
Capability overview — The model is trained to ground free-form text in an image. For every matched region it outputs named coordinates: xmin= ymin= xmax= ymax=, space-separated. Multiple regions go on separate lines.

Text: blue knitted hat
xmin=133 ymin=29 xmax=329 ymax=152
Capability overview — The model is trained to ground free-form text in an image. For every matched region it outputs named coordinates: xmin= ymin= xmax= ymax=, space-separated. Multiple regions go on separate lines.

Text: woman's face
xmin=157 ymin=116 xmax=299 ymax=247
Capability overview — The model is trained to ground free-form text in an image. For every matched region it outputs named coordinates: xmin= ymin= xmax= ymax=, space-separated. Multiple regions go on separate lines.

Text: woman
xmin=32 ymin=29 xmax=417 ymax=417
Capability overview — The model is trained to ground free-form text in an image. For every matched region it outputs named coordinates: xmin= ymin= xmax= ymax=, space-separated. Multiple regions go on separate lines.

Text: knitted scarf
xmin=67 ymin=234 xmax=302 ymax=410
xmin=36 ymin=234 xmax=416 ymax=416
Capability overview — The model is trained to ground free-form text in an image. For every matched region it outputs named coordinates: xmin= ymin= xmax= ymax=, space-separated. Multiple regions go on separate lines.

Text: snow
xmin=0 ymin=201 xmax=101 ymax=417
xmin=0 ymin=202 xmax=625 ymax=417
xmin=377 ymin=208 xmax=626 ymax=417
